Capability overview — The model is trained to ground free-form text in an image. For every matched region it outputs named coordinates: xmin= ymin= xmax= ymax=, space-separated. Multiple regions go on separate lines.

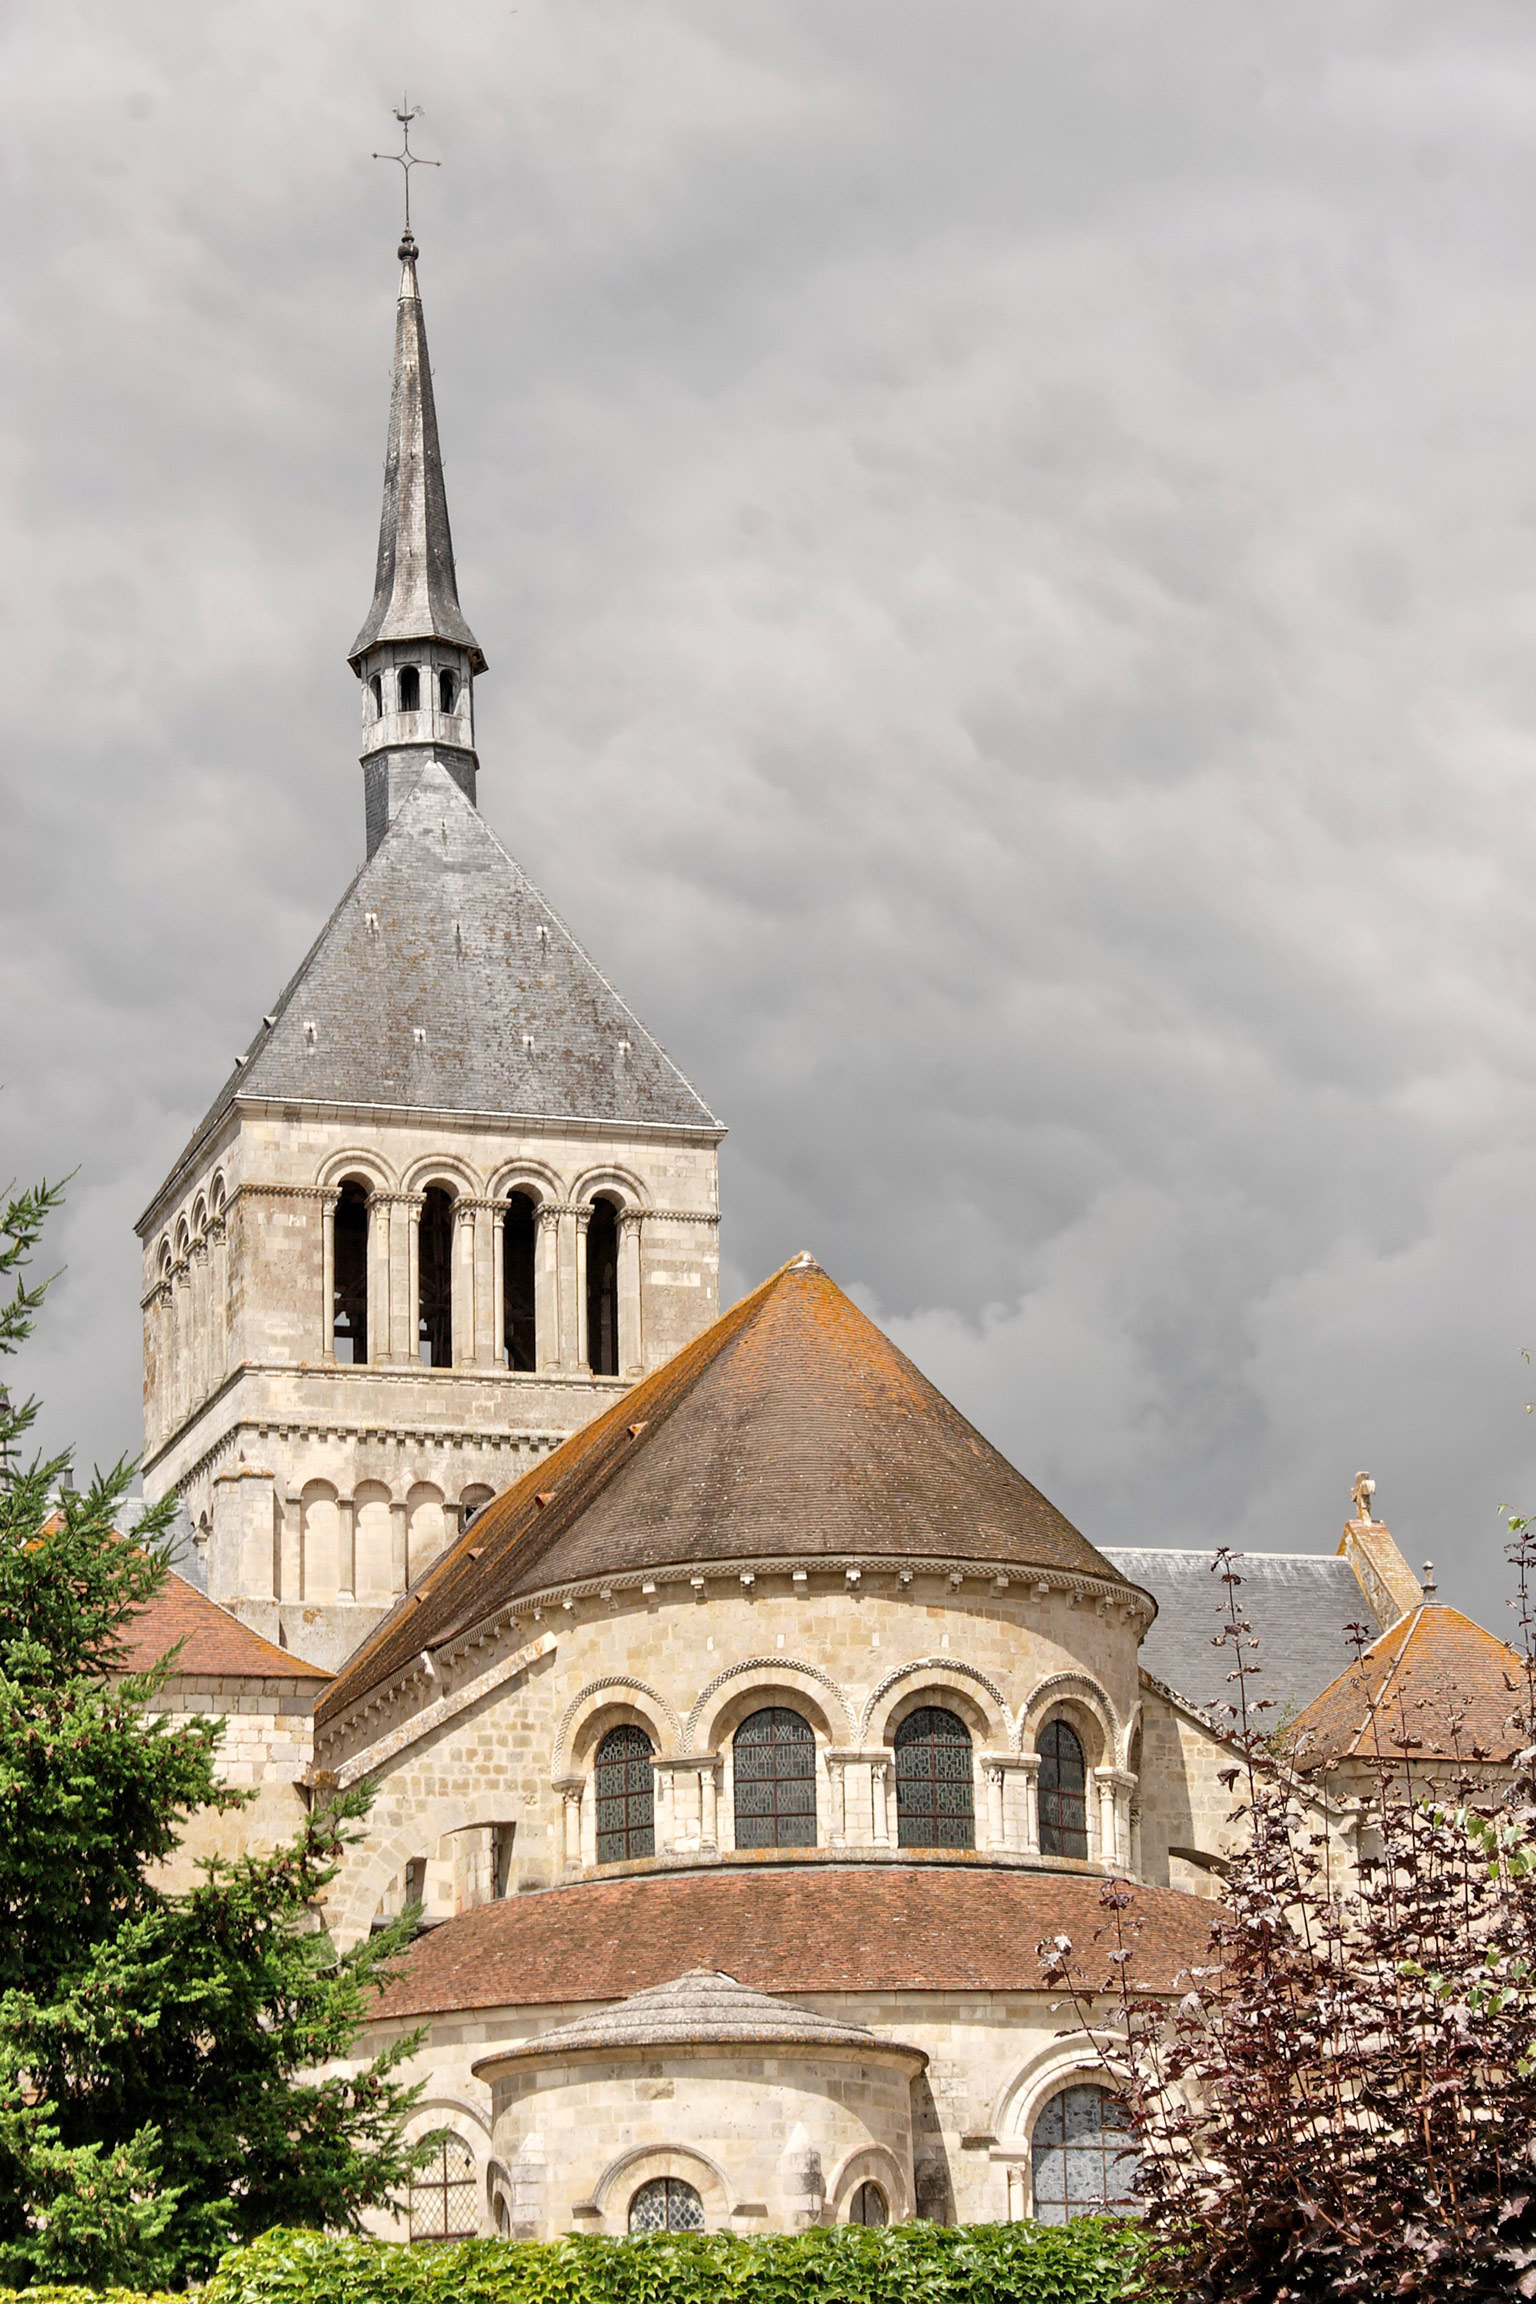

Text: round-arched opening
xmin=894 ymin=1705 xmax=975 ymax=1849
xmin=332 ymin=1178 xmax=369 ymax=1364
xmin=595 ymin=1724 xmax=655 ymax=1864
xmin=1039 ymin=1717 xmax=1089 ymax=1859
xmin=397 ymin=663 xmax=421 ymax=715
xmin=502 ymin=1190 xmax=537 ymax=1370
xmin=848 ymin=2180 xmax=888 ymax=2226
xmin=418 ymin=1186 xmax=455 ymax=1367
xmin=628 ymin=2176 xmax=703 ymax=2235
xmin=1030 ymin=2083 xmax=1138 ymax=2223
xmin=585 ymin=1196 xmax=619 ymax=1376
xmin=733 ymin=1707 xmax=816 ymax=1849
xmin=410 ymin=2133 xmax=477 ymax=2242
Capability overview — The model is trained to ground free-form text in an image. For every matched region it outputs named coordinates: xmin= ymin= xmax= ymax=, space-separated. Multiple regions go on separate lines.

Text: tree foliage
xmin=1045 ymin=1542 xmax=1536 ymax=2302
xmin=0 ymin=1178 xmax=426 ymax=2289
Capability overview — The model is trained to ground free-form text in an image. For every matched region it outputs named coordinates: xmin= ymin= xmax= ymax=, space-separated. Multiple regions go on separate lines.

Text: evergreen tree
xmin=0 ymin=1178 xmax=426 ymax=2287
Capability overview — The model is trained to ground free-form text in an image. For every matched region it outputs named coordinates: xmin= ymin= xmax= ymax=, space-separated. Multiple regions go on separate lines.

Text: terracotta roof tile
xmin=1288 ymin=1603 xmax=1524 ymax=1770
xmin=323 ymin=1257 xmax=1136 ymax=1723
xmin=371 ymin=1862 xmax=1215 ymax=2021
xmin=119 ymin=1569 xmax=330 ymax=1682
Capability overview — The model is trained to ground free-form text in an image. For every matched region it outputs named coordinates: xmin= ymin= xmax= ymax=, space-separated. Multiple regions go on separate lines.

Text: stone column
xmin=390 ymin=1494 xmax=409 ymax=1593
xmin=405 ymin=1195 xmax=423 ymax=1365
xmin=367 ymin=1191 xmax=391 ymax=1363
xmin=825 ymin=1753 xmax=848 ymax=1849
xmin=473 ymin=1200 xmax=496 ymax=1366
xmin=985 ymin=1762 xmax=1007 ymax=1852
xmin=319 ymin=1190 xmax=337 ymax=1363
xmin=556 ymin=1205 xmax=581 ymax=1372
xmin=209 ymin=1217 xmax=228 ymax=1385
xmin=700 ymin=1758 xmax=719 ymax=1853
xmin=190 ymin=1238 xmax=210 ymax=1403
xmin=554 ymin=1778 xmax=583 ymax=1874
xmin=536 ymin=1204 xmax=562 ymax=1371
xmin=574 ymin=1206 xmax=592 ymax=1372
xmin=491 ymin=1204 xmax=506 ymax=1370
xmin=452 ymin=1198 xmax=476 ymax=1365
xmin=618 ymin=1209 xmax=644 ymax=1376
xmin=1094 ymin=1768 xmax=1136 ymax=1870
xmin=337 ymin=1494 xmax=356 ymax=1600
xmin=870 ymin=1758 xmax=890 ymax=1846
xmin=1020 ymin=1754 xmax=1042 ymax=1854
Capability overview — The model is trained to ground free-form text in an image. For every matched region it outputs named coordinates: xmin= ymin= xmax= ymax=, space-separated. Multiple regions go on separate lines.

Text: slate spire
xmin=349 ymin=232 xmax=485 ymax=673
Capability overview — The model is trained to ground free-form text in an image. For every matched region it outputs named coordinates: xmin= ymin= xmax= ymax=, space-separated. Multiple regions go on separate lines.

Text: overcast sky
xmin=5 ymin=2 xmax=1536 ymax=1629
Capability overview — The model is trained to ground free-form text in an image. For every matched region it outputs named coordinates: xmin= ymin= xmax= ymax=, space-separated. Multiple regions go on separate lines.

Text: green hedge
xmin=0 ymin=2218 xmax=1160 ymax=2304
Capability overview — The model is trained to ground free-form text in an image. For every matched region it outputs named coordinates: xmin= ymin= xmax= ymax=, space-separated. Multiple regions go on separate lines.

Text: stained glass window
xmin=410 ymin=2134 xmax=476 ymax=2242
xmin=595 ymin=1724 xmax=655 ymax=1864
xmin=1030 ymin=2085 xmax=1137 ymax=2223
xmin=894 ymin=1706 xmax=975 ymax=1848
xmin=628 ymin=2177 xmax=704 ymax=2234
xmin=1039 ymin=1717 xmax=1089 ymax=1859
xmin=733 ymin=1707 xmax=816 ymax=1848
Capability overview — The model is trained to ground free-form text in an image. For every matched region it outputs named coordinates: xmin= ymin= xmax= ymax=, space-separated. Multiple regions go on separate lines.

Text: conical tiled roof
xmin=485 ymin=1968 xmax=911 ymax=2061
xmin=321 ymin=1253 xmax=1140 ymax=1722
xmin=157 ymin=761 xmax=718 ymax=1196
xmin=1288 ymin=1603 xmax=1525 ymax=1771
xmin=349 ymin=234 xmax=484 ymax=672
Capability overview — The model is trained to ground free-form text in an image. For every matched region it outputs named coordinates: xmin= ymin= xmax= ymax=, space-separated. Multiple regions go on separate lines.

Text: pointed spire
xmin=349 ymin=233 xmax=486 ymax=674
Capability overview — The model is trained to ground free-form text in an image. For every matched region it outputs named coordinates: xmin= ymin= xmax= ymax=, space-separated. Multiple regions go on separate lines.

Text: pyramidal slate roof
xmin=321 ymin=1254 xmax=1140 ymax=1722
xmin=162 ymin=760 xmax=718 ymax=1195
xmin=484 ymin=1968 xmax=911 ymax=2062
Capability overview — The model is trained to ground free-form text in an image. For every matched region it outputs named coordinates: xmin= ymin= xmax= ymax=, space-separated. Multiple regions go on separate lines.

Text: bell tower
xmin=136 ymin=230 xmax=724 ymax=1670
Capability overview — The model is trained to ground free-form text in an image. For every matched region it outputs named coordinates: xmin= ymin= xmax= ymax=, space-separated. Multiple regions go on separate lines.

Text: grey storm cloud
xmin=5 ymin=0 xmax=1536 ymax=1627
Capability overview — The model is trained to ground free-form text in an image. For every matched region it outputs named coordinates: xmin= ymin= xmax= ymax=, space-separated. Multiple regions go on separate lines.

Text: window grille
xmin=733 ymin=1707 xmax=816 ymax=1848
xmin=1030 ymin=2084 xmax=1137 ymax=2223
xmin=1039 ymin=1718 xmax=1089 ymax=1859
xmin=894 ymin=1705 xmax=975 ymax=1848
xmin=595 ymin=1724 xmax=655 ymax=1863
xmin=628 ymin=2176 xmax=703 ymax=2234
xmin=410 ymin=2134 xmax=476 ymax=2241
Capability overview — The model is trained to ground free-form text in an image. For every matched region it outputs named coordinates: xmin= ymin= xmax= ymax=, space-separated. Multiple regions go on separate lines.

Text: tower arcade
xmin=137 ymin=233 xmax=723 ymax=1670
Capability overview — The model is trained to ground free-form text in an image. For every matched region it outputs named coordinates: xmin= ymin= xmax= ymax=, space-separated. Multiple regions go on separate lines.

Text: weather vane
xmin=373 ymin=96 xmax=440 ymax=237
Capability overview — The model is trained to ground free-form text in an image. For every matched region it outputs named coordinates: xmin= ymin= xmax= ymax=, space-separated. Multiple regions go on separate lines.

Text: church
xmin=126 ymin=227 xmax=1515 ymax=2246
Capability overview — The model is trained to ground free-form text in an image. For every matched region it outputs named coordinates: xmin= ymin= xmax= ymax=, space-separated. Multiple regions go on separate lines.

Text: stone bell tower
xmin=137 ymin=230 xmax=724 ymax=1671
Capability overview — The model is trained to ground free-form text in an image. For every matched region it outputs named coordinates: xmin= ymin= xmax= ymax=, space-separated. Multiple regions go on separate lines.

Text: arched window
xmin=1039 ymin=1718 xmax=1089 ymax=1859
xmin=894 ymin=1705 xmax=975 ymax=1848
xmin=734 ymin=1707 xmax=816 ymax=1848
xmin=418 ymin=1187 xmax=455 ymax=1366
xmin=368 ymin=673 xmax=383 ymax=719
xmin=502 ymin=1191 xmax=537 ymax=1370
xmin=354 ymin=1481 xmax=393 ymax=1599
xmin=300 ymin=1481 xmax=341 ymax=1602
xmin=406 ymin=1482 xmax=447 ymax=1582
xmin=410 ymin=2133 xmax=476 ymax=2242
xmin=849 ymin=2181 xmax=888 ymax=2227
xmin=585 ymin=1197 xmax=619 ymax=1376
xmin=332 ymin=1179 xmax=369 ymax=1363
xmin=398 ymin=663 xmax=421 ymax=714
xmin=628 ymin=2177 xmax=703 ymax=2235
xmin=594 ymin=1724 xmax=655 ymax=1864
xmin=439 ymin=668 xmax=457 ymax=714
xmin=1030 ymin=2084 xmax=1137 ymax=2223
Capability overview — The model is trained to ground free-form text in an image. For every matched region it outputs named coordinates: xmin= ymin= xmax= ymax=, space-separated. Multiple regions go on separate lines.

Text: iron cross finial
xmin=373 ymin=96 xmax=440 ymax=238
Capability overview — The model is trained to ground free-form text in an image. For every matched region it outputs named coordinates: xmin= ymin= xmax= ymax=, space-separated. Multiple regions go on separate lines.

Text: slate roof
xmin=349 ymin=234 xmax=485 ymax=673
xmin=1105 ymin=1547 xmax=1381 ymax=1722
xmin=159 ymin=761 xmax=719 ymax=1199
xmin=321 ymin=1255 xmax=1138 ymax=1724
xmin=483 ymin=1967 xmax=912 ymax=2062
xmin=371 ymin=1864 xmax=1216 ymax=2021
xmin=118 ymin=1567 xmax=329 ymax=1682
xmin=1288 ymin=1604 xmax=1526 ymax=1771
